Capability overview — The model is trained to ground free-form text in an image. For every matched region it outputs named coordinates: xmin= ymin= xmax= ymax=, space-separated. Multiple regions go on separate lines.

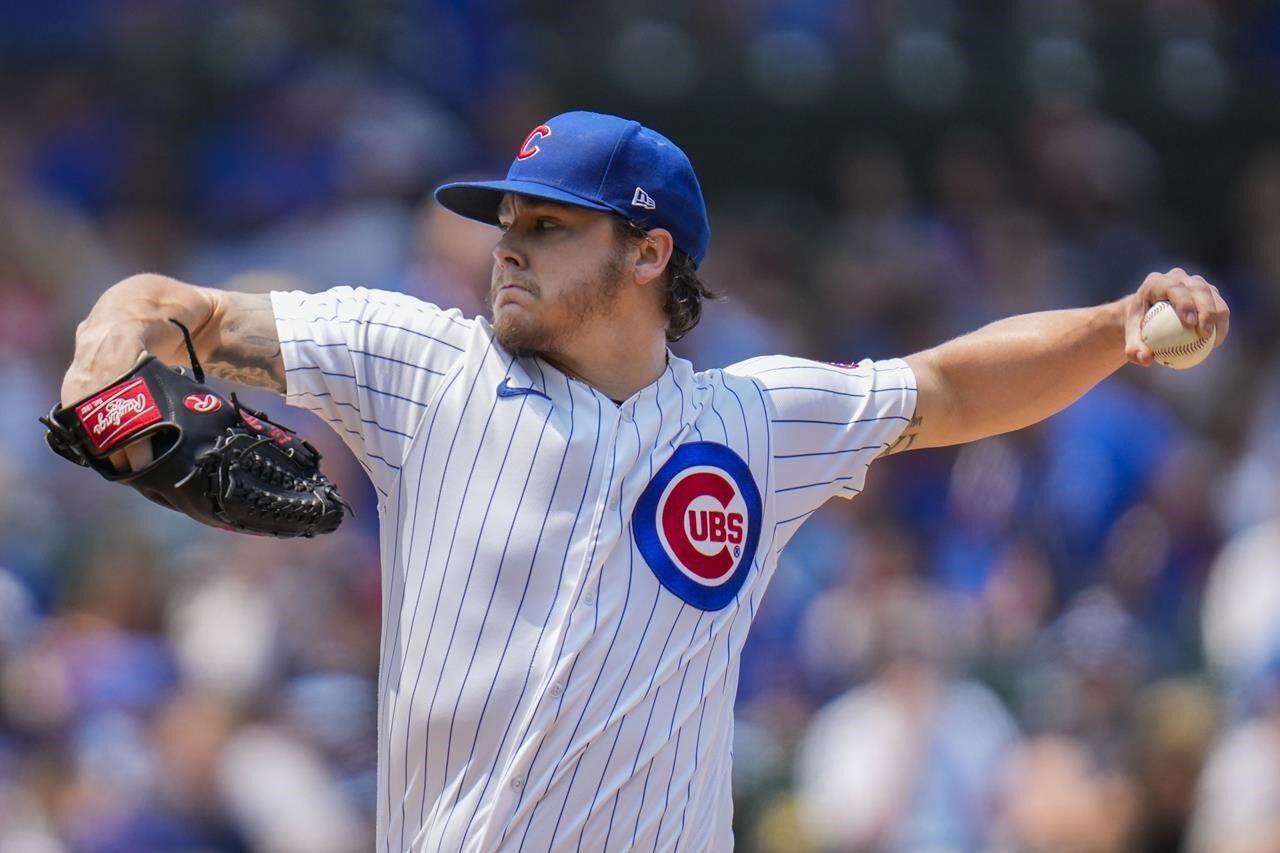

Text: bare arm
xmin=880 ymin=270 xmax=1230 ymax=456
xmin=61 ymin=273 xmax=292 ymax=472
xmin=61 ymin=273 xmax=286 ymax=405
xmin=197 ymin=288 xmax=286 ymax=392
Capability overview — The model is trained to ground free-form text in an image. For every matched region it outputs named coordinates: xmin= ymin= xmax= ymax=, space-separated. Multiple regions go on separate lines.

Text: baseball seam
xmin=1154 ymin=340 xmax=1209 ymax=357
xmin=1144 ymin=301 xmax=1209 ymax=360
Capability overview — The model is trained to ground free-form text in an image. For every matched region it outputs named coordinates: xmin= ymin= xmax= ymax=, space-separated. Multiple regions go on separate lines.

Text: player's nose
xmin=493 ymin=234 xmax=527 ymax=270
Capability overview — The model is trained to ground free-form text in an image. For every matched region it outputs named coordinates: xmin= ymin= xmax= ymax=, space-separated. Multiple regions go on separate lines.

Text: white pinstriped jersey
xmin=271 ymin=286 xmax=917 ymax=852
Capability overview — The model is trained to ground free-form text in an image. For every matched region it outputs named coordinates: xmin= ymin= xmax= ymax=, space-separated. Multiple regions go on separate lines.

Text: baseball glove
xmin=41 ymin=320 xmax=348 ymax=537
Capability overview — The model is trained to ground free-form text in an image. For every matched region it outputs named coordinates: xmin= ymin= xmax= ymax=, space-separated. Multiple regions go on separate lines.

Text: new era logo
xmin=631 ymin=186 xmax=656 ymax=210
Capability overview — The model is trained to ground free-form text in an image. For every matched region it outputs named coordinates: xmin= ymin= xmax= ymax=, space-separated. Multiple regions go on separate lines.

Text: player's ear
xmin=632 ymin=228 xmax=674 ymax=287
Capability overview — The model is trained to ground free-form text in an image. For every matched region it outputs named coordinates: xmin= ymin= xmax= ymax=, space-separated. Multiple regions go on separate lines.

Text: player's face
xmin=490 ymin=195 xmax=629 ymax=357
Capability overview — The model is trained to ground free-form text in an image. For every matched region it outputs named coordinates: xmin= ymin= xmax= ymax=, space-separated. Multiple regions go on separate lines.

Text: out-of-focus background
xmin=2 ymin=1 xmax=1279 ymax=851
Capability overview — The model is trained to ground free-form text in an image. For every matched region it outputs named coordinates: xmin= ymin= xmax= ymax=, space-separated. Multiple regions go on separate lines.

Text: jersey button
xmin=510 ymin=774 xmax=525 ymax=791
xmin=607 ymin=495 xmax=619 ymax=511
xmin=582 ymin=589 xmax=596 ymax=606
xmin=549 ymin=681 xmax=564 ymax=697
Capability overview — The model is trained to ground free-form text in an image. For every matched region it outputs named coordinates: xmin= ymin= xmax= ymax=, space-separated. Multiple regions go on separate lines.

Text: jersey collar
xmin=526 ymin=348 xmax=694 ymax=414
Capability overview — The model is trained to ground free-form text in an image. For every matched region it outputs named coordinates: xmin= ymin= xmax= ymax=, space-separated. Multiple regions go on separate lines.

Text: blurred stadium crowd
xmin=3 ymin=1 xmax=1280 ymax=851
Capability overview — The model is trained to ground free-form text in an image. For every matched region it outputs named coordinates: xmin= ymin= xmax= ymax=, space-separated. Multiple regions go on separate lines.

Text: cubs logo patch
xmin=633 ymin=442 xmax=762 ymax=611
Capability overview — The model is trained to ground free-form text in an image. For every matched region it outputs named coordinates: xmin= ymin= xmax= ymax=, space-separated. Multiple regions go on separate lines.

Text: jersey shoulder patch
xmin=632 ymin=441 xmax=762 ymax=611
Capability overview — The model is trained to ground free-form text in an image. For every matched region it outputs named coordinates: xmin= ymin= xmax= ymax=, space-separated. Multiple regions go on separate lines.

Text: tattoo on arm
xmin=203 ymin=295 xmax=286 ymax=394
xmin=882 ymin=413 xmax=924 ymax=457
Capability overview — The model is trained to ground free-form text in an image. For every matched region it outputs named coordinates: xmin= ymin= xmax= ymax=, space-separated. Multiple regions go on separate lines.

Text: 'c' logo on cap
xmin=517 ymin=124 xmax=551 ymax=160
xmin=633 ymin=442 xmax=762 ymax=611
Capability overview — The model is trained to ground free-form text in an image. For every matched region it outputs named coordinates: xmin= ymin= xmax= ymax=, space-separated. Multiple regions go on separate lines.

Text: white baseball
xmin=1140 ymin=300 xmax=1216 ymax=369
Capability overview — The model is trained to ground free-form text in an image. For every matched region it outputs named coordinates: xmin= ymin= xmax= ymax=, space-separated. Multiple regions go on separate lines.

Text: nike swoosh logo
xmin=497 ymin=377 xmax=551 ymax=400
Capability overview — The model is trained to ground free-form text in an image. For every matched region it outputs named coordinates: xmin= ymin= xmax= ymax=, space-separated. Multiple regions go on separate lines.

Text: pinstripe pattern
xmin=272 ymin=289 xmax=917 ymax=851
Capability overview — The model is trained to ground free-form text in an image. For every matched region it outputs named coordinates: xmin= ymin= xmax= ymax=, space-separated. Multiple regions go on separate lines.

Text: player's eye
xmin=536 ymin=219 xmax=560 ymax=231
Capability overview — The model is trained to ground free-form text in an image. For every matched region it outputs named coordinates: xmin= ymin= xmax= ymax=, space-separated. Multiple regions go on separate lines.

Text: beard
xmin=489 ymin=249 xmax=627 ymax=358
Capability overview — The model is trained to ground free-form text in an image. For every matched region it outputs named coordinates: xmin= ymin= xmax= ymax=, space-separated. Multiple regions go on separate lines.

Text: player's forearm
xmin=64 ymin=274 xmax=217 ymax=403
xmin=66 ymin=272 xmax=292 ymax=404
xmin=926 ymin=298 xmax=1129 ymax=443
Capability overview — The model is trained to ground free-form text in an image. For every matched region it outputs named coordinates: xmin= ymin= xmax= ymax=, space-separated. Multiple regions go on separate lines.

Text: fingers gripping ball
xmin=41 ymin=322 xmax=349 ymax=538
xmin=1140 ymin=301 xmax=1216 ymax=370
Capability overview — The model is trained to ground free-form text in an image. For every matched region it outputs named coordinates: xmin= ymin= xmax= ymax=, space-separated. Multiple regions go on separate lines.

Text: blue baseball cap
xmin=435 ymin=111 xmax=710 ymax=267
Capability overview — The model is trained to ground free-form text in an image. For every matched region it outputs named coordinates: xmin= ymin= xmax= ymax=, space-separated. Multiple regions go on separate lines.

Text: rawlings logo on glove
xmin=183 ymin=393 xmax=221 ymax=413
xmin=41 ymin=321 xmax=349 ymax=538
xmin=78 ymin=379 xmax=161 ymax=451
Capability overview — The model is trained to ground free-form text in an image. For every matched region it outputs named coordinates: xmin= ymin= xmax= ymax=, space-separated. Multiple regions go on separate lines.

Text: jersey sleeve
xmin=270 ymin=286 xmax=473 ymax=497
xmin=726 ymin=355 xmax=918 ymax=523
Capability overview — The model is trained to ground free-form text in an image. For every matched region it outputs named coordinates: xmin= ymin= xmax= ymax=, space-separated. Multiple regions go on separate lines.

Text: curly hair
xmin=614 ymin=217 xmax=719 ymax=342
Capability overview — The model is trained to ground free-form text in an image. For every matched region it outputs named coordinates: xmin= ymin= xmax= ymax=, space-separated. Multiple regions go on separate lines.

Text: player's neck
xmin=546 ymin=322 xmax=668 ymax=403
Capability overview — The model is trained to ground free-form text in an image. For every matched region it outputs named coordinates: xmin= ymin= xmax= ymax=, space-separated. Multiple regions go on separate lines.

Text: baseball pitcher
xmin=53 ymin=111 xmax=1229 ymax=851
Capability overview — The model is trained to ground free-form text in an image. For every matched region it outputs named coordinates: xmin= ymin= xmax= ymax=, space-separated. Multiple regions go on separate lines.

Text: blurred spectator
xmin=1018 ymin=587 xmax=1152 ymax=761
xmin=1189 ymin=647 xmax=1280 ymax=853
xmin=1132 ymin=679 xmax=1220 ymax=852
xmin=995 ymin=735 xmax=1140 ymax=853
xmin=399 ymin=199 xmax=494 ymax=317
xmin=795 ymin=589 xmax=1019 ymax=851
xmin=1202 ymin=515 xmax=1280 ymax=693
